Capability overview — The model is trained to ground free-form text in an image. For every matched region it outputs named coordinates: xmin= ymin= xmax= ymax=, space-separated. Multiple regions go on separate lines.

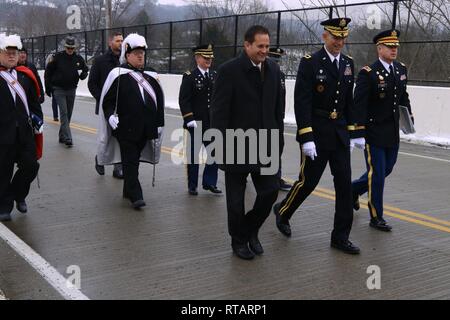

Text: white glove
xmin=158 ymin=127 xmax=163 ymax=135
xmin=34 ymin=125 xmax=44 ymax=134
xmin=302 ymin=141 xmax=317 ymax=160
xmin=109 ymin=115 xmax=119 ymax=130
xmin=186 ymin=120 xmax=198 ymax=128
xmin=351 ymin=137 xmax=366 ymax=150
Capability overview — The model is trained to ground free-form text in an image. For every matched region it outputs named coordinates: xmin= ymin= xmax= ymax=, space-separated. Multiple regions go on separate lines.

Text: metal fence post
xmin=31 ymin=38 xmax=35 ymax=66
xmin=199 ymin=18 xmax=203 ymax=45
xmin=276 ymin=11 xmax=281 ymax=47
xmin=329 ymin=6 xmax=333 ymax=19
xmin=101 ymin=30 xmax=105 ymax=54
xmin=233 ymin=15 xmax=239 ymax=57
xmin=392 ymin=0 xmax=398 ymax=29
xmin=169 ymin=22 xmax=173 ymax=73
xmin=84 ymin=31 xmax=88 ymax=62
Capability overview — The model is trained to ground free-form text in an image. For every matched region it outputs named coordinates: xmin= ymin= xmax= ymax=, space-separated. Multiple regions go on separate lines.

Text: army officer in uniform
xmin=352 ymin=30 xmax=412 ymax=232
xmin=272 ymin=18 xmax=364 ymax=254
xmin=179 ymin=44 xmax=222 ymax=196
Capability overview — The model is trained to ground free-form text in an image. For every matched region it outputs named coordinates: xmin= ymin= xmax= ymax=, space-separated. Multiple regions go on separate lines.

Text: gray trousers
xmin=53 ymin=87 xmax=76 ymax=142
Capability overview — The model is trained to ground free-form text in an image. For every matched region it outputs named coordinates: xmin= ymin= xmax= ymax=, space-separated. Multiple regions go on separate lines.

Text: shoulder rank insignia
xmin=346 ymin=55 xmax=353 ymax=60
xmin=184 ymin=70 xmax=191 ymax=76
xmin=362 ymin=66 xmax=372 ymax=72
xmin=400 ymin=62 xmax=406 ymax=67
xmin=304 ymin=54 xmax=312 ymax=59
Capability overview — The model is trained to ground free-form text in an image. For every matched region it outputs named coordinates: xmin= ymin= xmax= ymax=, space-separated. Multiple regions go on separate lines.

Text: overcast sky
xmin=157 ymin=0 xmax=366 ymax=10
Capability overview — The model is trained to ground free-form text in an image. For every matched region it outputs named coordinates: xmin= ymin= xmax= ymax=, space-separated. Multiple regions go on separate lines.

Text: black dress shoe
xmin=203 ymin=185 xmax=223 ymax=194
xmin=188 ymin=188 xmax=198 ymax=196
xmin=58 ymin=138 xmax=66 ymax=144
xmin=53 ymin=118 xmax=59 ymax=122
xmin=16 ymin=201 xmax=27 ymax=214
xmin=353 ymin=192 xmax=360 ymax=211
xmin=132 ymin=199 xmax=146 ymax=209
xmin=248 ymin=233 xmax=264 ymax=255
xmin=65 ymin=140 xmax=73 ymax=148
xmin=0 ymin=212 xmax=12 ymax=222
xmin=273 ymin=203 xmax=291 ymax=237
xmin=95 ymin=156 xmax=105 ymax=176
xmin=370 ymin=219 xmax=392 ymax=232
xmin=279 ymin=179 xmax=293 ymax=192
xmin=232 ymin=242 xmax=255 ymax=260
xmin=331 ymin=239 xmax=361 ymax=254
xmin=112 ymin=169 xmax=124 ymax=179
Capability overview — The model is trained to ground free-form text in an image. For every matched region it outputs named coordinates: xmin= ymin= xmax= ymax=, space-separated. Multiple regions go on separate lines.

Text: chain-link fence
xmin=24 ymin=0 xmax=450 ymax=86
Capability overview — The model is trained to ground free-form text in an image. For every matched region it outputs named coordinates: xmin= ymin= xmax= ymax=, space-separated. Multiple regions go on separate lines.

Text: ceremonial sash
xmin=129 ymin=71 xmax=157 ymax=109
xmin=0 ymin=70 xmax=30 ymax=116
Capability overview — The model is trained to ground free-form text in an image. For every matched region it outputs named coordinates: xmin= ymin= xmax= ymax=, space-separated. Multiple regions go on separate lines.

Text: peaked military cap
xmin=193 ymin=44 xmax=214 ymax=58
xmin=320 ymin=17 xmax=351 ymax=38
xmin=373 ymin=29 xmax=400 ymax=47
xmin=268 ymin=47 xmax=285 ymax=58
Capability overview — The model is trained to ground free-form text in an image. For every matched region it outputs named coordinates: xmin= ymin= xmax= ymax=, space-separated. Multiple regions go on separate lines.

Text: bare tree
xmin=185 ymin=0 xmax=271 ymax=18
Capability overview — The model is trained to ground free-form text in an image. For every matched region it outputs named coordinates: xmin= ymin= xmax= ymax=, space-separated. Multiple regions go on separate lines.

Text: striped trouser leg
xmin=278 ymin=149 xmax=329 ymax=221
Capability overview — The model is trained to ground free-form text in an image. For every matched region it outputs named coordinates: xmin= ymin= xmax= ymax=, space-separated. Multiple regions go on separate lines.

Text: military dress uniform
xmin=179 ymin=44 xmax=220 ymax=195
xmin=273 ymin=18 xmax=363 ymax=253
xmin=352 ymin=30 xmax=412 ymax=231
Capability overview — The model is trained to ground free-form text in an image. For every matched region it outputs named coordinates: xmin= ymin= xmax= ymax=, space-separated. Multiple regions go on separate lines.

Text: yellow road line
xmin=311 ymin=184 xmax=450 ymax=228
xmin=48 ymin=119 xmax=450 ymax=233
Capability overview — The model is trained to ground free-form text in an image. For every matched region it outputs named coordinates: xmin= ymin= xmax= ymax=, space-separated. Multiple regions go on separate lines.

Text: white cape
xmin=96 ymin=67 xmax=163 ymax=166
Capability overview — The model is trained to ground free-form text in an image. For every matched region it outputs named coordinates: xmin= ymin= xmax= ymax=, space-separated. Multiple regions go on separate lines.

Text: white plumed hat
xmin=0 ymin=34 xmax=23 ymax=51
xmin=120 ymin=33 xmax=148 ymax=64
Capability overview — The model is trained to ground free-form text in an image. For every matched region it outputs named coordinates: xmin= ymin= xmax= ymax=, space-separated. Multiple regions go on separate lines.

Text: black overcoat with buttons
xmin=179 ymin=67 xmax=216 ymax=129
xmin=294 ymin=47 xmax=361 ymax=150
xmin=354 ymin=59 xmax=411 ymax=148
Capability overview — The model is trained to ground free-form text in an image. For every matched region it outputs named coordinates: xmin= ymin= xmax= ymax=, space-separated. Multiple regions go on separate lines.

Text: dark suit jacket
xmin=210 ymin=52 xmax=284 ymax=173
xmin=354 ymin=59 xmax=411 ymax=148
xmin=103 ymin=65 xmax=165 ymax=142
xmin=88 ymin=49 xmax=120 ymax=114
xmin=0 ymin=69 xmax=43 ymax=145
xmin=294 ymin=47 xmax=362 ymax=150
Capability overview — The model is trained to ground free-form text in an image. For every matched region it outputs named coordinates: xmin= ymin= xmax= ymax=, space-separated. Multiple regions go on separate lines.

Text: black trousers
xmin=0 ymin=131 xmax=39 ymax=213
xmin=117 ymin=135 xmax=147 ymax=202
xmin=225 ymin=171 xmax=279 ymax=244
xmin=277 ymin=144 xmax=353 ymax=241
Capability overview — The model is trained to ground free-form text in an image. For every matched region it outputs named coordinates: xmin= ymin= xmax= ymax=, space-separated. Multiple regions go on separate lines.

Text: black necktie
xmin=204 ymin=72 xmax=210 ymax=87
xmin=389 ymin=65 xmax=395 ymax=84
xmin=333 ymin=58 xmax=339 ymax=72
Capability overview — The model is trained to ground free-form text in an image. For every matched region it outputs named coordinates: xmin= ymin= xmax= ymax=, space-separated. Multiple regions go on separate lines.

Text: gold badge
xmin=379 ymin=75 xmax=384 ymax=81
xmin=208 ymin=44 xmax=212 ymax=50
xmin=391 ymin=30 xmax=397 ymax=37
xmin=317 ymin=84 xmax=325 ymax=93
xmin=339 ymin=19 xmax=346 ymax=27
xmin=330 ymin=111 xmax=338 ymax=120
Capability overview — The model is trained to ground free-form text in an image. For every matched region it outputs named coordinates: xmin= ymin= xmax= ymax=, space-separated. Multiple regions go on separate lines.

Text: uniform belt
xmin=313 ymin=109 xmax=341 ymax=120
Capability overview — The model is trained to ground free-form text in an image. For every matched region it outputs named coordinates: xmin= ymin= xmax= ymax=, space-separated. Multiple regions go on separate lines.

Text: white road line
xmin=0 ymin=223 xmax=89 ymax=300
xmin=397 ymin=151 xmax=450 ymax=163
